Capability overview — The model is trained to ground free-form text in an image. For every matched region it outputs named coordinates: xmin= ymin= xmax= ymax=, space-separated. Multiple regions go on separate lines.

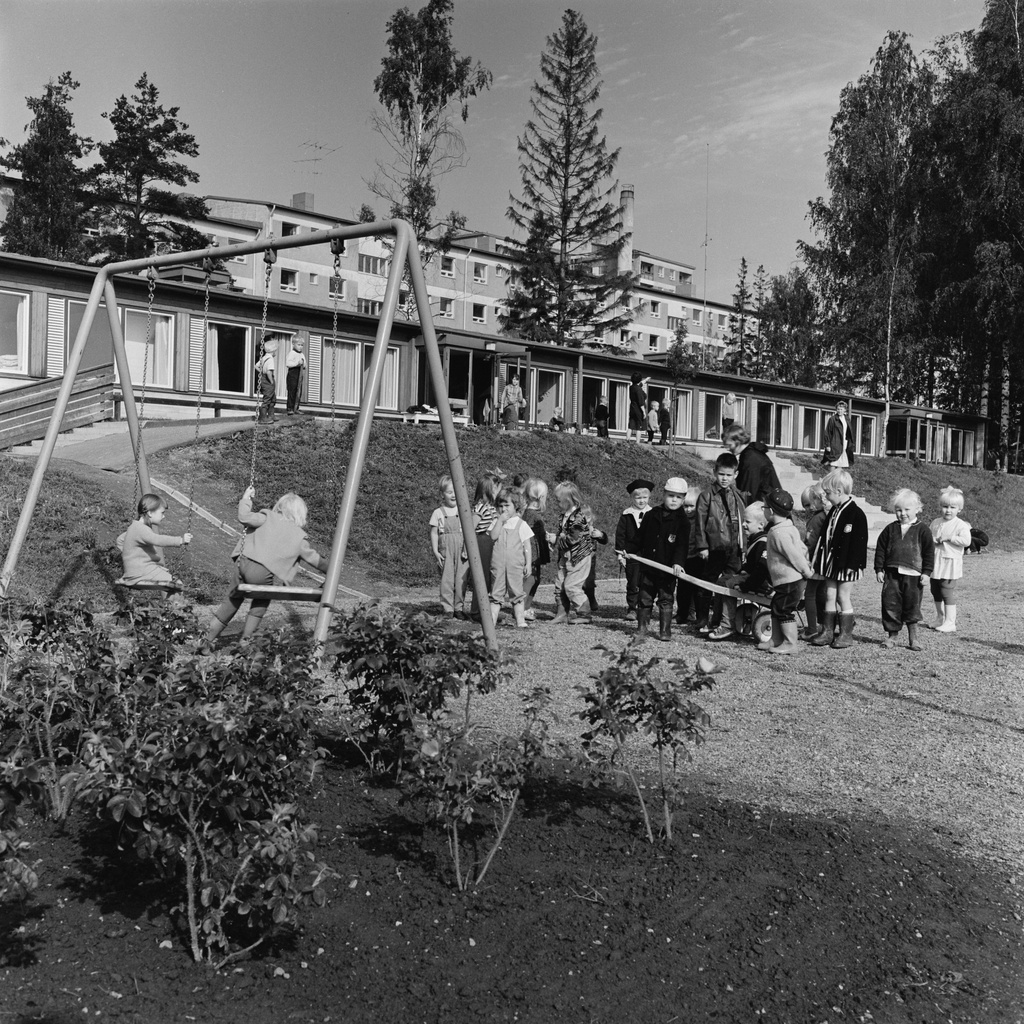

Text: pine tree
xmin=724 ymin=257 xmax=757 ymax=375
xmin=93 ymin=73 xmax=208 ymax=262
xmin=0 ymin=72 xmax=94 ymax=262
xmin=502 ymin=10 xmax=634 ymax=346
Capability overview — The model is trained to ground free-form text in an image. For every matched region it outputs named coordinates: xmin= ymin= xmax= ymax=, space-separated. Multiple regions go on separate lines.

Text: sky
xmin=0 ymin=0 xmax=987 ymax=303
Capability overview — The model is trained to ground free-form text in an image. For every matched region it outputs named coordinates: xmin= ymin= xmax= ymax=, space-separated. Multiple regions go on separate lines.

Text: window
xmin=329 ymin=276 xmax=345 ymax=300
xmin=472 ymin=303 xmax=486 ymax=324
xmin=640 ymin=261 xmax=654 ymax=277
xmin=669 ymin=270 xmax=676 ymax=281
xmin=657 ymin=266 xmax=665 ymax=278
xmin=309 ymin=273 xmax=319 ymax=286
xmin=67 ymin=300 xmax=113 ymax=373
xmin=123 ymin=308 xmax=173 ymax=387
xmin=440 ymin=256 xmax=455 ymax=277
xmin=205 ymin=321 xmax=250 ymax=394
xmin=717 ymin=313 xmax=726 ymax=327
xmin=281 ymin=221 xmax=300 ymax=237
xmin=667 ymin=315 xmax=684 ymax=331
xmin=439 ymin=297 xmax=454 ymax=318
xmin=0 ymin=290 xmax=29 ymax=373
xmin=473 ymin=262 xmax=487 ymax=283
xmin=321 ymin=340 xmax=360 ymax=405
xmin=703 ymin=394 xmax=723 ymax=440
xmin=358 ymin=298 xmax=383 ymax=316
xmin=691 ymin=308 xmax=702 ymax=324
xmin=650 ymin=301 xmax=661 ymax=318
xmin=648 ymin=334 xmax=658 ymax=350
xmin=802 ymin=408 xmax=822 ymax=450
xmin=358 ymin=254 xmax=388 ymax=277
xmin=280 ymin=269 xmax=298 ymax=293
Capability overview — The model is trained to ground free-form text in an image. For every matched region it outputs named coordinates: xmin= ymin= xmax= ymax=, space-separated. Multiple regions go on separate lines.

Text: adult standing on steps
xmin=823 ymin=399 xmax=856 ymax=468
xmin=628 ymin=372 xmax=648 ymax=443
xmin=724 ymin=422 xmax=781 ymax=505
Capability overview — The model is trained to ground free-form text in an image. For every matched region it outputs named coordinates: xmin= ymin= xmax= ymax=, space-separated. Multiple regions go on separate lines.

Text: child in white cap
xmin=626 ymin=477 xmax=690 ymax=641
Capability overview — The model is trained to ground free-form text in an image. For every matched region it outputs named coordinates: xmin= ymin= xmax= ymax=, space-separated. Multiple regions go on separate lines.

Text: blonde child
xmin=488 ymin=489 xmax=534 ymax=628
xmin=810 ymin=468 xmax=868 ymax=649
xmin=646 ymin=401 xmax=660 ymax=444
xmin=675 ymin=489 xmax=703 ymax=626
xmin=208 ymin=487 xmax=324 ymax=640
xmin=759 ymin=489 xmax=815 ymax=655
xmin=708 ymin=501 xmax=770 ymax=642
xmin=117 ymin=493 xmax=192 ymax=586
xmin=522 ymin=478 xmax=550 ymax=620
xmin=929 ymin=486 xmax=972 ymax=633
xmin=873 ymin=488 xmax=934 ymax=651
xmin=464 ymin=472 xmax=503 ymax=619
xmin=429 ymin=475 xmax=466 ymax=618
xmin=799 ymin=484 xmax=828 ymax=640
xmin=550 ymin=480 xmax=594 ymax=625
xmin=256 ymin=338 xmax=279 ymax=423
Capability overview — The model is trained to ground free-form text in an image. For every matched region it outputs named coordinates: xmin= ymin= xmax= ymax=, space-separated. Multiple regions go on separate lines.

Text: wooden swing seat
xmin=114 ymin=577 xmax=182 ymax=593
xmin=235 ymin=583 xmax=327 ymax=603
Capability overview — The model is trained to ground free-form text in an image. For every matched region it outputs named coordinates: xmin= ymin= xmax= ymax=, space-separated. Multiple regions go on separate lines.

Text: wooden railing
xmin=0 ymin=370 xmax=114 ymax=451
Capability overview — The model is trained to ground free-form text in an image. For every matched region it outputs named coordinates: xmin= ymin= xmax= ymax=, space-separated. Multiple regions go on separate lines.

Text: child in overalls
xmin=429 ymin=474 xmax=467 ymax=618
xmin=489 ymin=489 xmax=534 ymax=628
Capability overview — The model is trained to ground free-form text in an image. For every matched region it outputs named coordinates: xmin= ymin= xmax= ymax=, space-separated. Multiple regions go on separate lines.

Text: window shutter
xmin=47 ymin=297 xmax=66 ymax=376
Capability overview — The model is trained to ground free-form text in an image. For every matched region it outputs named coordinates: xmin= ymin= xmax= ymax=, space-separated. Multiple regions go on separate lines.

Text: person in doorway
xmin=594 ymin=393 xmax=610 ymax=437
xmin=646 ymin=401 xmax=660 ymax=444
xmin=256 ymin=338 xmax=278 ymax=423
xmin=499 ymin=374 xmax=525 ymax=431
xmin=724 ymin=422 xmax=781 ymax=505
xmin=823 ymin=400 xmax=856 ymax=468
xmin=628 ymin=373 xmax=648 ymax=443
xmin=658 ymin=400 xmax=672 ymax=445
xmin=285 ymin=335 xmax=306 ymax=415
xmin=723 ymin=392 xmax=737 ymax=433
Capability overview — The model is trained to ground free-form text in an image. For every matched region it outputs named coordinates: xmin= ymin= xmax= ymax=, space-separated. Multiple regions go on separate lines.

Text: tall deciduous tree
xmin=369 ymin=0 xmax=491 ymax=266
xmin=502 ymin=9 xmax=634 ymax=347
xmin=758 ymin=268 xmax=823 ymax=388
xmin=0 ymin=72 xmax=94 ymax=262
xmin=93 ymin=73 xmax=208 ymax=262
xmin=801 ymin=31 xmax=935 ymax=453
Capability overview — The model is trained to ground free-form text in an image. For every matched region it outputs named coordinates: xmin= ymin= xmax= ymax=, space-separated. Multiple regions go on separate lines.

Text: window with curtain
xmin=360 ymin=344 xmax=400 ymax=410
xmin=123 ymin=308 xmax=173 ymax=387
xmin=0 ymin=290 xmax=29 ymax=373
xmin=206 ymin=321 xmax=249 ymax=394
xmin=321 ymin=340 xmax=360 ymax=406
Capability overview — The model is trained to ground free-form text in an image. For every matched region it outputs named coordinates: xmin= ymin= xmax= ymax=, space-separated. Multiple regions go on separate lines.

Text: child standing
xmin=117 ymin=494 xmax=192 ymax=586
xmin=489 ymin=489 xmax=534 ymax=628
xmin=522 ymin=478 xmax=550 ymax=620
xmin=285 ymin=335 xmax=306 ymax=415
xmin=929 ymin=486 xmax=972 ymax=633
xmin=581 ymin=506 xmax=609 ymax=612
xmin=429 ymin=475 xmax=467 ymax=618
xmin=810 ymin=468 xmax=868 ymax=650
xmin=707 ymin=501 xmax=771 ymax=641
xmin=693 ymin=452 xmax=746 ymax=633
xmin=550 ymin=481 xmax=594 ymax=625
xmin=799 ymin=484 xmax=828 ymax=640
xmin=614 ymin=478 xmax=654 ymax=622
xmin=627 ymin=476 xmax=690 ymax=641
xmin=463 ymin=472 xmax=502 ymax=619
xmin=208 ymin=488 xmax=324 ymax=640
xmin=646 ymin=401 xmax=660 ymax=444
xmin=675 ymin=489 xmax=703 ymax=625
xmin=658 ymin=401 xmax=672 ymax=445
xmin=759 ymin=489 xmax=815 ymax=654
xmin=256 ymin=338 xmax=278 ymax=422
xmin=874 ymin=489 xmax=935 ymax=651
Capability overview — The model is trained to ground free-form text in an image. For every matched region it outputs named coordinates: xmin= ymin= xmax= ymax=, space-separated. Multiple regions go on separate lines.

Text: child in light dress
xmin=118 ymin=493 xmax=192 ymax=586
xmin=929 ymin=485 xmax=972 ymax=633
xmin=429 ymin=474 xmax=467 ymax=618
xmin=489 ymin=489 xmax=534 ymax=628
xmin=208 ymin=487 xmax=324 ymax=640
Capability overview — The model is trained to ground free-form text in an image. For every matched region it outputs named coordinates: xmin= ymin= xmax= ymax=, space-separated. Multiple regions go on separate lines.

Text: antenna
xmin=701 ymin=143 xmax=711 ymax=370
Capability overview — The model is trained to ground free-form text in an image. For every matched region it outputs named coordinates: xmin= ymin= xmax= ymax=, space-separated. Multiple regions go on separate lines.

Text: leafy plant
xmin=576 ymin=645 xmax=716 ymax=843
xmin=0 ymin=756 xmax=44 ymax=899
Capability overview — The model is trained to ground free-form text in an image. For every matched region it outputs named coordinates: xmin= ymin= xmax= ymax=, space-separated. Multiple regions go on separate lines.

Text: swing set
xmin=0 ymin=220 xmax=496 ymax=649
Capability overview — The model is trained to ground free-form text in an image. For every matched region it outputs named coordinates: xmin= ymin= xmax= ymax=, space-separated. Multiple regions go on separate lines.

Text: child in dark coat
xmin=874 ymin=488 xmax=935 ymax=651
xmin=627 ymin=476 xmax=690 ymax=642
xmin=615 ymin=478 xmax=654 ymax=622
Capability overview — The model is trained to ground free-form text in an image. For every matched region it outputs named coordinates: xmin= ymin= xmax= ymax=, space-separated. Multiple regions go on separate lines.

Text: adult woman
xmin=628 ymin=372 xmax=648 ymax=443
xmin=499 ymin=374 xmax=525 ymax=431
xmin=823 ymin=400 xmax=855 ymax=468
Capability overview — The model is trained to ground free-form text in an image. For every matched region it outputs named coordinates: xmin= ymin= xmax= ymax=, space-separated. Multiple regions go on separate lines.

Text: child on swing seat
xmin=208 ymin=486 xmax=324 ymax=640
xmin=118 ymin=493 xmax=192 ymax=586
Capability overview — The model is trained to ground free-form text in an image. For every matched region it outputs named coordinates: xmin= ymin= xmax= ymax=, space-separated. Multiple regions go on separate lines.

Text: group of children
xmin=119 ymin=456 xmax=973 ymax=648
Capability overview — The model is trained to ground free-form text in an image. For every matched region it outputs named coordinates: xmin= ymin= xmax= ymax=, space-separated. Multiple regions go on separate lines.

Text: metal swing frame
xmin=0 ymin=220 xmax=496 ymax=650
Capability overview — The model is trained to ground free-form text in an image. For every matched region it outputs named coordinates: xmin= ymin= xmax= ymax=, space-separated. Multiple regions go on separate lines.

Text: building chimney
xmin=618 ymin=184 xmax=634 ymax=278
xmin=292 ymin=192 xmax=314 ymax=212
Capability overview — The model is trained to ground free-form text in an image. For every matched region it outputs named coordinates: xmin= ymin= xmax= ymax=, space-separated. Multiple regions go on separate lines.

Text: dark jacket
xmin=694 ymin=483 xmax=745 ymax=556
xmin=735 ymin=530 xmax=771 ymax=594
xmin=874 ymin=521 xmax=935 ymax=577
xmin=628 ymin=384 xmax=647 ymax=427
xmin=627 ymin=503 xmax=690 ymax=571
xmin=737 ymin=442 xmax=781 ymax=504
xmin=614 ymin=506 xmax=646 ymax=553
xmin=813 ymin=497 xmax=868 ymax=577
xmin=824 ymin=413 xmax=855 ymax=466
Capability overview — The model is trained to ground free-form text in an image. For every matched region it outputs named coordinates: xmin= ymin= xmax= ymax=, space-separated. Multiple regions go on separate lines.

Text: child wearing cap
xmin=626 ymin=477 xmax=690 ymax=641
xmin=614 ymin=478 xmax=654 ymax=622
xmin=760 ymin=487 xmax=814 ymax=655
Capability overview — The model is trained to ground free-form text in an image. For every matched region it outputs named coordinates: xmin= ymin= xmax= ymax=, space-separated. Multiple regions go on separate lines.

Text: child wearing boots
xmin=874 ymin=488 xmax=934 ymax=651
xmin=760 ymin=488 xmax=814 ymax=655
xmin=929 ymin=486 xmax=972 ymax=633
xmin=810 ymin=468 xmax=868 ymax=650
xmin=799 ymin=484 xmax=828 ymax=641
xmin=693 ymin=452 xmax=746 ymax=633
xmin=627 ymin=476 xmax=690 ymax=642
xmin=675 ymin=490 xmax=702 ymax=625
xmin=615 ymin=478 xmax=654 ymax=622
xmin=707 ymin=501 xmax=771 ymax=641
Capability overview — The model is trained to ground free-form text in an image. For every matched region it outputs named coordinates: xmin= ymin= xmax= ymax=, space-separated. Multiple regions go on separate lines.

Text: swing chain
xmin=186 ymin=259 xmax=214 ymax=534
xmin=328 ymin=245 xmax=343 ymax=504
xmin=249 ymin=248 xmax=276 ymax=490
xmin=131 ymin=266 xmax=158 ymax=513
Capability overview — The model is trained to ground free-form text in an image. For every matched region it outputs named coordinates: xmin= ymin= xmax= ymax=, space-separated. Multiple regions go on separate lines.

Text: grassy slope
xmin=3 ymin=421 xmax=1022 ymax=602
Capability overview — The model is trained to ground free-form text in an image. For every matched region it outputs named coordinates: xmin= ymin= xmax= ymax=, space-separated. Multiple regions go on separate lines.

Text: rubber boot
xmin=935 ymin=605 xmax=957 ymax=633
xmin=800 ymin=582 xmax=820 ymax=640
xmin=770 ymin=619 xmax=800 ymax=655
xmin=657 ymin=606 xmax=672 ymax=642
xmin=490 ymin=602 xmax=502 ymax=628
xmin=931 ymin=600 xmax=945 ymax=630
xmin=830 ymin=612 xmax=856 ymax=649
xmin=907 ymin=622 xmax=922 ymax=651
xmin=810 ymin=611 xmax=836 ymax=646
xmin=635 ymin=607 xmax=650 ymax=641
xmin=758 ymin=616 xmax=783 ymax=651
xmin=513 ymin=603 xmax=528 ymax=629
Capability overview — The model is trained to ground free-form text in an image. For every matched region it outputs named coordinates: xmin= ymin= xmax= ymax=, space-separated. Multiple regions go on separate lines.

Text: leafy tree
xmin=723 ymin=257 xmax=757 ymax=375
xmin=666 ymin=317 xmax=701 ymax=386
xmin=801 ymin=31 xmax=936 ymax=453
xmin=0 ymin=72 xmax=94 ymax=262
xmin=757 ymin=268 xmax=823 ymax=388
xmin=368 ymin=0 xmax=491 ymax=266
xmin=502 ymin=10 xmax=634 ymax=346
xmin=93 ymin=73 xmax=209 ymax=262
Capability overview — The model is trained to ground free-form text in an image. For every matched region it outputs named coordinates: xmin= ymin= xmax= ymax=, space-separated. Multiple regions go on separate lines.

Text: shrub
xmin=0 ymin=757 xmax=44 ymax=899
xmin=576 ymin=645 xmax=716 ymax=843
